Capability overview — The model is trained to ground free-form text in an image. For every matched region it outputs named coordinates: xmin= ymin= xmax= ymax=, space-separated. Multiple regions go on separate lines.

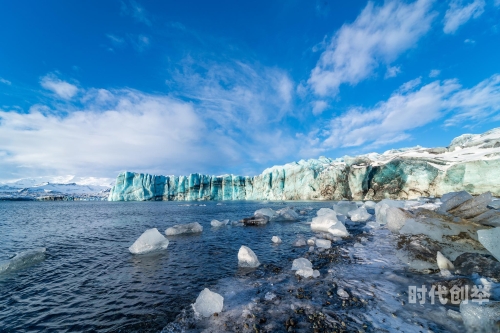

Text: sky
xmin=0 ymin=0 xmax=500 ymax=182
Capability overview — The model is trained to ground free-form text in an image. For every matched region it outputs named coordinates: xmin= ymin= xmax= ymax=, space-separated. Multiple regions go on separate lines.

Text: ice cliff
xmin=108 ymin=128 xmax=500 ymax=201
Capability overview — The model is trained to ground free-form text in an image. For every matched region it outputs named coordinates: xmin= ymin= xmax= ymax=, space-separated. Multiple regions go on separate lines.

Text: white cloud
xmin=385 ymin=65 xmax=402 ymax=79
xmin=443 ymin=0 xmax=485 ymax=34
xmin=40 ymin=74 xmax=79 ymax=100
xmin=129 ymin=34 xmax=150 ymax=52
xmin=312 ymin=100 xmax=328 ymax=115
xmin=106 ymin=34 xmax=125 ymax=46
xmin=464 ymin=38 xmax=476 ymax=43
xmin=429 ymin=69 xmax=441 ymax=77
xmin=496 ymin=0 xmax=500 ymax=6
xmin=0 ymin=77 xmax=11 ymax=85
xmin=121 ymin=0 xmax=151 ymax=26
xmin=321 ymin=74 xmax=500 ymax=149
xmin=308 ymin=0 xmax=435 ymax=96
xmin=0 ymin=61 xmax=301 ymax=180
xmin=444 ymin=74 xmax=500 ymax=125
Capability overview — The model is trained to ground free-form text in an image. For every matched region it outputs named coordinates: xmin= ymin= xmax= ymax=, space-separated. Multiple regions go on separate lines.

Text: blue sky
xmin=0 ymin=0 xmax=500 ymax=181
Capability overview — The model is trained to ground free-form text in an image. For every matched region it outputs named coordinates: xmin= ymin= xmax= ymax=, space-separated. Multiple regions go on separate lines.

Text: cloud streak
xmin=308 ymin=0 xmax=435 ymax=97
xmin=443 ymin=0 xmax=485 ymax=34
xmin=40 ymin=74 xmax=79 ymax=100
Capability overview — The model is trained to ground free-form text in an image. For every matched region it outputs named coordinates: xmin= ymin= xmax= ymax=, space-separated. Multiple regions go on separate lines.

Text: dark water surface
xmin=0 ymin=201 xmax=331 ymax=332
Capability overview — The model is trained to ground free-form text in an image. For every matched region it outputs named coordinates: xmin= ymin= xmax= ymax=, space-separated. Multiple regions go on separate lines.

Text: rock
xmin=315 ymin=239 xmax=331 ymax=249
xmin=333 ymin=202 xmax=358 ymax=215
xmin=192 ymin=288 xmax=224 ymax=317
xmin=385 ymin=207 xmax=412 ymax=233
xmin=238 ymin=246 xmax=260 ymax=268
xmin=477 ymin=228 xmax=500 ymax=262
xmin=129 ymin=228 xmax=169 ymax=254
xmin=291 ymin=258 xmax=312 ymax=271
xmin=165 ymin=222 xmax=203 ymax=236
xmin=348 ymin=207 xmax=372 ymax=222
xmin=448 ymin=192 xmax=492 ymax=219
xmin=254 ymin=208 xmax=276 ymax=219
xmin=488 ymin=200 xmax=500 ymax=210
xmin=241 ymin=214 xmax=269 ymax=226
xmin=436 ymin=251 xmax=455 ymax=271
xmin=438 ymin=191 xmax=473 ymax=214
xmin=211 ymin=219 xmax=229 ymax=227
xmin=271 ymin=236 xmax=282 ymax=244
xmin=460 ymin=301 xmax=500 ymax=333
xmin=453 ymin=253 xmax=500 ymax=279
xmin=470 ymin=210 xmax=500 ymax=227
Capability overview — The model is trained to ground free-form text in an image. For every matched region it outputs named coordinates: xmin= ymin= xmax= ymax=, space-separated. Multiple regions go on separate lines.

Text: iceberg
xmin=192 ymin=288 xmax=224 ymax=317
xmin=129 ymin=228 xmax=169 ymax=254
xmin=375 ymin=199 xmax=405 ymax=224
xmin=385 ymin=207 xmax=412 ymax=233
xmin=165 ymin=222 xmax=203 ymax=236
xmin=237 ymin=245 xmax=260 ymax=268
xmin=436 ymin=251 xmax=454 ymax=271
xmin=0 ymin=247 xmax=46 ymax=274
xmin=274 ymin=207 xmax=299 ymax=221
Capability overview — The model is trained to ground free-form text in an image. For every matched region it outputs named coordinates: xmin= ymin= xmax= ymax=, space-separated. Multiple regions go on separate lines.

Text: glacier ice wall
xmin=108 ymin=128 xmax=500 ymax=201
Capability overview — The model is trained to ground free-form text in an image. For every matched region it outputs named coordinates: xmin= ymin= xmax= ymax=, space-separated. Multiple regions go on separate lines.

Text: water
xmin=0 ymin=201 xmax=330 ymax=332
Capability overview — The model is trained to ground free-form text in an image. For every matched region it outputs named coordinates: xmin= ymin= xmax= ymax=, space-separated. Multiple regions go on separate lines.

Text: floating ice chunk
xmin=211 ymin=219 xmax=229 ymax=227
xmin=238 ymin=245 xmax=260 ymax=268
xmin=0 ymin=247 xmax=47 ymax=274
xmin=317 ymin=208 xmax=336 ymax=216
xmin=460 ymin=301 xmax=500 ymax=333
xmin=264 ymin=292 xmax=277 ymax=301
xmin=333 ymin=201 xmax=358 ymax=215
xmin=129 ymin=228 xmax=169 ymax=254
xmin=315 ymin=239 xmax=331 ymax=249
xmin=291 ymin=258 xmax=312 ymax=270
xmin=348 ymin=207 xmax=372 ymax=222
xmin=312 ymin=270 xmax=320 ymax=278
xmin=478 ymin=228 xmax=500 ymax=262
xmin=307 ymin=238 xmax=316 ymax=246
xmin=216 ymin=203 xmax=223 ymax=206
xmin=311 ymin=214 xmax=339 ymax=232
xmin=327 ymin=223 xmax=349 ymax=237
xmin=385 ymin=207 xmax=412 ymax=233
xmin=165 ymin=222 xmax=203 ymax=236
xmin=336 ymin=214 xmax=347 ymax=223
xmin=275 ymin=207 xmax=299 ymax=221
xmin=437 ymin=251 xmax=455 ymax=271
xmin=192 ymin=288 xmax=224 ymax=317
xmin=337 ymin=288 xmax=349 ymax=298
xmin=363 ymin=201 xmax=377 ymax=210
xmin=241 ymin=215 xmax=269 ymax=226
xmin=375 ymin=199 xmax=405 ymax=224
xmin=293 ymin=237 xmax=307 ymax=247
xmin=254 ymin=208 xmax=276 ymax=219
xmin=271 ymin=236 xmax=282 ymax=244
xmin=296 ymin=268 xmax=314 ymax=278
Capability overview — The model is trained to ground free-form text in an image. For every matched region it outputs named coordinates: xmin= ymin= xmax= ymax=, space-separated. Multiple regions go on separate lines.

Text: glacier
xmin=108 ymin=128 xmax=500 ymax=201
